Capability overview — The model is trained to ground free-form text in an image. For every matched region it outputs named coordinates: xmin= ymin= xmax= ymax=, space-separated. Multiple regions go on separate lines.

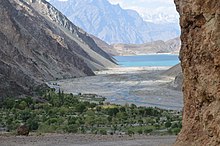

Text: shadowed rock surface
xmin=0 ymin=0 xmax=116 ymax=98
xmin=174 ymin=0 xmax=220 ymax=145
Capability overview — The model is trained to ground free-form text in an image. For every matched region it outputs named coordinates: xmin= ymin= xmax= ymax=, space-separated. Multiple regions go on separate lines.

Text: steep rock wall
xmin=174 ymin=0 xmax=220 ymax=145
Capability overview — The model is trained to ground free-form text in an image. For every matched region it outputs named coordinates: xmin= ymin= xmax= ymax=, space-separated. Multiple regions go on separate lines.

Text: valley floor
xmin=0 ymin=134 xmax=176 ymax=146
xmin=49 ymin=66 xmax=183 ymax=110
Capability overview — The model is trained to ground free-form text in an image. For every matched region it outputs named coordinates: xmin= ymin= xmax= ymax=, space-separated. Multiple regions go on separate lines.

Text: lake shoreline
xmin=113 ymin=52 xmax=179 ymax=57
xmin=113 ymin=54 xmax=180 ymax=67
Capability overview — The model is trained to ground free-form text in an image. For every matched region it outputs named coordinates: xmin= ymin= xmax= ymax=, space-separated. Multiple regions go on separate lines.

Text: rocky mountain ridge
xmin=48 ymin=0 xmax=180 ymax=44
xmin=0 ymin=0 xmax=115 ymax=98
xmin=110 ymin=37 xmax=180 ymax=56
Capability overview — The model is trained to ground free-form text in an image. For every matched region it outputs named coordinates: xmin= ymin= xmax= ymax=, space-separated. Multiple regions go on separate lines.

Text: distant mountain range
xmin=101 ymin=37 xmax=181 ymax=56
xmin=48 ymin=0 xmax=180 ymax=44
xmin=0 ymin=0 xmax=115 ymax=97
xmin=143 ymin=12 xmax=179 ymax=24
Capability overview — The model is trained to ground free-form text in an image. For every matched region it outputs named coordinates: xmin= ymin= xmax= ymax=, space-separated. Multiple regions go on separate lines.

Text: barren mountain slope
xmin=0 ymin=0 xmax=115 ymax=98
xmin=111 ymin=37 xmax=180 ymax=56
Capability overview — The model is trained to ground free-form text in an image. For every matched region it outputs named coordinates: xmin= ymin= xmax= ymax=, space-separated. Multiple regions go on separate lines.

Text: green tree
xmin=3 ymin=97 xmax=15 ymax=109
xmin=18 ymin=101 xmax=28 ymax=110
xmin=68 ymin=117 xmax=77 ymax=125
xmin=165 ymin=121 xmax=172 ymax=128
xmin=27 ymin=118 xmax=39 ymax=131
xmin=58 ymin=89 xmax=64 ymax=106
xmin=107 ymin=108 xmax=119 ymax=116
xmin=20 ymin=109 xmax=31 ymax=122
xmin=24 ymin=97 xmax=33 ymax=107
xmin=75 ymin=103 xmax=86 ymax=113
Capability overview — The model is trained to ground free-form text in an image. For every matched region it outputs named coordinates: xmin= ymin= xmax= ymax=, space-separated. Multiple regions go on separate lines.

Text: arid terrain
xmin=111 ymin=37 xmax=180 ymax=56
xmin=49 ymin=66 xmax=183 ymax=110
xmin=0 ymin=134 xmax=176 ymax=146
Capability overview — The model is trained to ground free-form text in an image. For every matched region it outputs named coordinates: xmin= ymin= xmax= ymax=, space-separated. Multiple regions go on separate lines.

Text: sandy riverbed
xmin=49 ymin=66 xmax=183 ymax=110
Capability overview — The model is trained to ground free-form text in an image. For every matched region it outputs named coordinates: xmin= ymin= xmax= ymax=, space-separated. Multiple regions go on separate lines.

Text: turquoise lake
xmin=114 ymin=54 xmax=180 ymax=67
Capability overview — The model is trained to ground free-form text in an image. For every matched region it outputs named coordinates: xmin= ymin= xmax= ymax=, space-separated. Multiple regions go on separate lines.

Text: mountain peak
xmin=49 ymin=0 xmax=180 ymax=44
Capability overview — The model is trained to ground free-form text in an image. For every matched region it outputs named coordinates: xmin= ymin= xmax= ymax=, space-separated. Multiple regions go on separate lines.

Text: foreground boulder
xmin=17 ymin=125 xmax=29 ymax=136
xmin=174 ymin=0 xmax=220 ymax=145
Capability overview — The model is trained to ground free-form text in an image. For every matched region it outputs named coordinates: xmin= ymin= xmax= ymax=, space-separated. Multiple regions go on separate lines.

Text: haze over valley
xmin=48 ymin=0 xmax=180 ymax=44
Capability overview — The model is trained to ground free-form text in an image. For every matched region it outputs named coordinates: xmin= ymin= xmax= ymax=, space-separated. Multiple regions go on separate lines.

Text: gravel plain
xmin=0 ymin=134 xmax=177 ymax=146
xmin=50 ymin=67 xmax=183 ymax=110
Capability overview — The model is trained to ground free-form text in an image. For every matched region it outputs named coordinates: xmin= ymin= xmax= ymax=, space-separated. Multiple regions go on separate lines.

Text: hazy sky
xmin=47 ymin=0 xmax=179 ymax=22
xmin=108 ymin=0 xmax=179 ymax=21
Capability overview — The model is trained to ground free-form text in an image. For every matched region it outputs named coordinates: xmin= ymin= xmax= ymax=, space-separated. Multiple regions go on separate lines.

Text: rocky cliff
xmin=174 ymin=0 xmax=220 ymax=145
xmin=0 ymin=0 xmax=115 ymax=98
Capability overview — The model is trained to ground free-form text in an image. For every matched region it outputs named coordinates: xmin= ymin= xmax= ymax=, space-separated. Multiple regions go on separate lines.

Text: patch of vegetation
xmin=0 ymin=90 xmax=182 ymax=135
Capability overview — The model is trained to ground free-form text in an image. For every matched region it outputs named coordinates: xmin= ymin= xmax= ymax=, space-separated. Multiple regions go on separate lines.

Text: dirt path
xmin=0 ymin=134 xmax=176 ymax=146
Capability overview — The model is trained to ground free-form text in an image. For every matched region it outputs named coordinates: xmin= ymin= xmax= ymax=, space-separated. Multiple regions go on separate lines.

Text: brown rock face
xmin=174 ymin=0 xmax=220 ymax=145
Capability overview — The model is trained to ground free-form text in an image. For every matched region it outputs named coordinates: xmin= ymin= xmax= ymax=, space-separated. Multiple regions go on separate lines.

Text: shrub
xmin=38 ymin=124 xmax=57 ymax=133
xmin=99 ymin=129 xmax=107 ymax=135
xmin=65 ymin=124 xmax=78 ymax=133
xmin=137 ymin=129 xmax=143 ymax=134
xmin=144 ymin=128 xmax=153 ymax=135
xmin=127 ymin=129 xmax=134 ymax=136
xmin=172 ymin=128 xmax=181 ymax=135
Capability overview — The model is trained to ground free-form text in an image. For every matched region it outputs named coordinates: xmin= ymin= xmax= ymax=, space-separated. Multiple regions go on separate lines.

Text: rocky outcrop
xmin=0 ymin=0 xmax=116 ymax=98
xmin=174 ymin=0 xmax=220 ymax=145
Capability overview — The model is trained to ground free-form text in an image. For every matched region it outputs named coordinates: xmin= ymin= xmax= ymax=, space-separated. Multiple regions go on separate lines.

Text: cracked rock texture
xmin=0 ymin=0 xmax=115 ymax=98
xmin=174 ymin=0 xmax=220 ymax=145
